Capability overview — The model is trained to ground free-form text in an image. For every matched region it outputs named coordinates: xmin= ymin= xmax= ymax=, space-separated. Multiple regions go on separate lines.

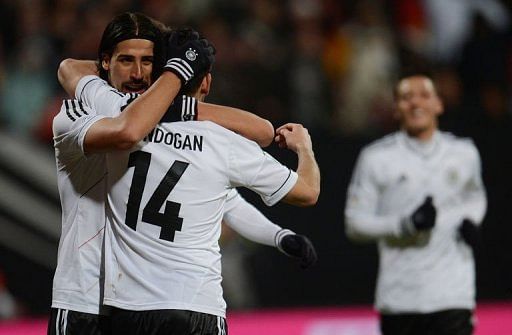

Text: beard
xmin=121 ymin=79 xmax=150 ymax=94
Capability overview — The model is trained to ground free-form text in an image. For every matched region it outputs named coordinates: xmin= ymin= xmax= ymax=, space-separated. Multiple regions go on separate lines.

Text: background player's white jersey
xmin=52 ymin=100 xmax=108 ymax=314
xmin=103 ymin=120 xmax=298 ymax=317
xmin=345 ymin=130 xmax=486 ymax=313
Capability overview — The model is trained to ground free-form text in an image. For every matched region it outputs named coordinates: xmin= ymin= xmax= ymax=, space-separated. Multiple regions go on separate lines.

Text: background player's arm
xmin=58 ymin=59 xmax=98 ymax=97
xmin=343 ymin=150 xmax=405 ymax=241
xmin=275 ymin=123 xmax=320 ymax=207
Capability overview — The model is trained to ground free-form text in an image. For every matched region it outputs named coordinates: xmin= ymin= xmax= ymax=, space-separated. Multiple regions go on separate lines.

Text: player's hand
xmin=402 ymin=196 xmax=436 ymax=234
xmin=458 ymin=218 xmax=481 ymax=251
xmin=163 ymin=28 xmax=215 ymax=84
xmin=278 ymin=233 xmax=318 ymax=269
xmin=274 ymin=123 xmax=312 ymax=153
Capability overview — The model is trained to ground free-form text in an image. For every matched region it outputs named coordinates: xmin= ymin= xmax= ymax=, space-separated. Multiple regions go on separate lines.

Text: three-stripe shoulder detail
xmin=64 ymin=99 xmax=88 ymax=122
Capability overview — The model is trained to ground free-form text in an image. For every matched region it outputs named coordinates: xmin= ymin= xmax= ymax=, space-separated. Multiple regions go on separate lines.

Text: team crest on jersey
xmin=186 ymin=48 xmax=197 ymax=61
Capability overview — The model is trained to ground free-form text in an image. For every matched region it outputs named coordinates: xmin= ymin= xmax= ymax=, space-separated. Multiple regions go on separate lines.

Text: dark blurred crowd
xmin=0 ymin=0 xmax=511 ymax=143
xmin=0 ymin=0 xmax=512 ymax=318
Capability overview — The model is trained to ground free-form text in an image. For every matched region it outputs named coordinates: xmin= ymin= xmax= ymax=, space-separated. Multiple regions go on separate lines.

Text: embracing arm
xmin=198 ymin=102 xmax=274 ymax=147
xmin=57 ymin=59 xmax=98 ymax=97
xmin=57 ymin=59 xmax=182 ymax=153
xmin=84 ymin=72 xmax=182 ymax=153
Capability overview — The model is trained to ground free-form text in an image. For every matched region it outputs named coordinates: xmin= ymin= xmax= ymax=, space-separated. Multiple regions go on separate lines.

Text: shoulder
xmin=360 ymin=132 xmax=400 ymax=161
xmin=53 ymin=99 xmax=94 ymax=131
xmin=76 ymin=75 xmax=130 ymax=102
xmin=440 ymin=131 xmax=478 ymax=151
xmin=440 ymin=131 xmax=480 ymax=159
xmin=76 ymin=75 xmax=105 ymax=97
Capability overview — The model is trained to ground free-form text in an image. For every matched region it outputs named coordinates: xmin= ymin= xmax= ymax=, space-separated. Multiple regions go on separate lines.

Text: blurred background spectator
xmin=0 ymin=0 xmax=511 ymax=319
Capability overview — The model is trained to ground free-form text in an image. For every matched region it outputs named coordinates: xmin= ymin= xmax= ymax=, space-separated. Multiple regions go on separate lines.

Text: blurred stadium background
xmin=0 ymin=0 xmax=511 ymax=334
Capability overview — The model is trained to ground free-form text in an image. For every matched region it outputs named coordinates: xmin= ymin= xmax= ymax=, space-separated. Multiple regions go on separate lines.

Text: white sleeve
xmin=344 ymin=148 xmax=403 ymax=241
xmin=223 ymin=189 xmax=292 ymax=247
xmin=53 ymin=99 xmax=106 ymax=162
xmin=75 ymin=75 xmax=139 ymax=117
xmin=226 ymin=134 xmax=298 ymax=206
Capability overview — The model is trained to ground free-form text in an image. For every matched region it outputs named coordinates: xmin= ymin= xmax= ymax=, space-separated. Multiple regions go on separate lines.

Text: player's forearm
xmin=84 ymin=72 xmax=181 ymax=152
xmin=344 ymin=211 xmax=403 ymax=242
xmin=283 ymin=148 xmax=320 ymax=207
xmin=296 ymin=147 xmax=321 ymax=205
xmin=58 ymin=59 xmax=98 ymax=97
xmin=115 ymin=72 xmax=182 ymax=144
xmin=197 ymin=102 xmax=274 ymax=147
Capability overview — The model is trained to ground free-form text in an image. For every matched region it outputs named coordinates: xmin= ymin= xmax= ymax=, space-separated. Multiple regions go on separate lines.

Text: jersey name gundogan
xmin=144 ymin=126 xmax=204 ymax=152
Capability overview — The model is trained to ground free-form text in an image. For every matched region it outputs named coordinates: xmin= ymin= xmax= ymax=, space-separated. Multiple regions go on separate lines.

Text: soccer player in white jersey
xmin=95 ymin=29 xmax=319 ymax=334
xmin=50 ymin=13 xmax=318 ymax=335
xmin=344 ymin=71 xmax=486 ymax=335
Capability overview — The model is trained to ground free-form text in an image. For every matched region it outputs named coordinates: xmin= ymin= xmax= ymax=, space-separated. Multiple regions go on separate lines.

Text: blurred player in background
xmin=51 ymin=12 xmax=317 ymax=335
xmin=344 ymin=71 xmax=486 ymax=335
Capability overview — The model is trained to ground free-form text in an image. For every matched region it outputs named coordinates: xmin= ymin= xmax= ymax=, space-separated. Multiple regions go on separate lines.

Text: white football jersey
xmin=51 ymin=99 xmax=108 ymax=314
xmin=102 ymin=120 xmax=297 ymax=317
xmin=345 ymin=130 xmax=487 ymax=313
xmin=51 ymin=76 xmax=152 ymax=314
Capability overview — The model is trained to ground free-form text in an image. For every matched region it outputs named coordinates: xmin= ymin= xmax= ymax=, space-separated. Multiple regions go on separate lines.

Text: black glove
xmin=403 ymin=196 xmax=436 ymax=234
xmin=162 ymin=95 xmax=198 ymax=122
xmin=163 ymin=28 xmax=215 ymax=85
xmin=459 ymin=218 xmax=481 ymax=251
xmin=278 ymin=233 xmax=317 ymax=269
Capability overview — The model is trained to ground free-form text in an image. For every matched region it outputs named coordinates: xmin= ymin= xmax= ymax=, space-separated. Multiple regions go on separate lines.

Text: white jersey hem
xmin=103 ymin=299 xmax=226 ymax=318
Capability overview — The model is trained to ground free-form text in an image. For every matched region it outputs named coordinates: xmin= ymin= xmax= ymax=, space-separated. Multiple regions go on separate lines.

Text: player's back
xmin=103 ymin=120 xmax=275 ymax=317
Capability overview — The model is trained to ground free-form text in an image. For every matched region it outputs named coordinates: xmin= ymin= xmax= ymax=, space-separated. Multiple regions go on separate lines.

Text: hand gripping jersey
xmin=102 ymin=120 xmax=297 ymax=317
xmin=345 ymin=131 xmax=487 ymax=313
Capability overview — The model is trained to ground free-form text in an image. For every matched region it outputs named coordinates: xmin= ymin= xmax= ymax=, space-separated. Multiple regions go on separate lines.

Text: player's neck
xmin=191 ymin=91 xmax=205 ymax=102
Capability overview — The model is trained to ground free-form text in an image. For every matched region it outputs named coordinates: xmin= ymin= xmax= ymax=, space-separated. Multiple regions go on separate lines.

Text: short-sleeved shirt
xmin=103 ymin=120 xmax=297 ymax=317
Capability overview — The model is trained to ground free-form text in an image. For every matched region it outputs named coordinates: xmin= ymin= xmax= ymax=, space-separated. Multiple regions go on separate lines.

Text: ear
xmin=200 ymin=73 xmax=212 ymax=96
xmin=434 ymin=97 xmax=444 ymax=116
xmin=101 ymin=56 xmax=110 ymax=71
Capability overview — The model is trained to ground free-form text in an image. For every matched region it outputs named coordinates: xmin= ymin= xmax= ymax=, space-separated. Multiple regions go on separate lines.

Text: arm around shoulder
xmin=83 ymin=72 xmax=182 ymax=153
xmin=57 ymin=59 xmax=98 ymax=97
xmin=197 ymin=102 xmax=274 ymax=147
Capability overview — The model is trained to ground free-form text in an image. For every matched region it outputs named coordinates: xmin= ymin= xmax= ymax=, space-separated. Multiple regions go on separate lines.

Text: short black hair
xmin=97 ymin=12 xmax=165 ymax=83
xmin=394 ymin=64 xmax=435 ymax=98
